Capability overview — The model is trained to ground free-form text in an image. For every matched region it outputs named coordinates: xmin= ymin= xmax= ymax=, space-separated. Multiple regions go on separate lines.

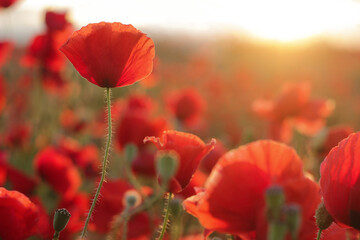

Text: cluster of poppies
xmin=1 ymin=3 xmax=360 ymax=240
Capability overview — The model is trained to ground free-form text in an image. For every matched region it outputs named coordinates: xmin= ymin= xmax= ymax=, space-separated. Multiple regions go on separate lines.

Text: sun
xmin=229 ymin=0 xmax=360 ymax=42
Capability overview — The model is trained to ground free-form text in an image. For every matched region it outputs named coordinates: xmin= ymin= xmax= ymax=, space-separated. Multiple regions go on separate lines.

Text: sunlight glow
xmin=5 ymin=0 xmax=360 ymax=44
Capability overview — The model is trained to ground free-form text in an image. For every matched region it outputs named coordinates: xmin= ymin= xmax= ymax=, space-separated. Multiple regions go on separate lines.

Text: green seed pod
xmin=53 ymin=208 xmax=71 ymax=233
xmin=155 ymin=150 xmax=179 ymax=182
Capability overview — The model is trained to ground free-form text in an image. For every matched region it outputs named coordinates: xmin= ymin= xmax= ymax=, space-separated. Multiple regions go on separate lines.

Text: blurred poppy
xmin=0 ymin=75 xmax=5 ymax=113
xmin=184 ymin=140 xmax=320 ymax=238
xmin=131 ymin=150 xmax=156 ymax=177
xmin=3 ymin=122 xmax=31 ymax=149
xmin=116 ymin=110 xmax=168 ymax=150
xmin=200 ymin=140 xmax=227 ymax=174
xmin=167 ymin=88 xmax=205 ymax=127
xmin=0 ymin=187 xmax=40 ymax=239
xmin=252 ymin=82 xmax=334 ymax=142
xmin=314 ymin=125 xmax=354 ymax=159
xmin=0 ymin=41 xmax=13 ymax=67
xmin=90 ymin=179 xmax=151 ymax=239
xmin=22 ymin=33 xmax=67 ymax=72
xmin=74 ymin=144 xmax=101 ymax=178
xmin=320 ymin=132 xmax=360 ymax=230
xmin=45 ymin=10 xmax=70 ymax=32
xmin=60 ymin=108 xmax=87 ymax=133
xmin=144 ymin=130 xmax=215 ymax=193
xmin=31 ymin=197 xmax=52 ymax=239
xmin=0 ymin=0 xmax=17 ymax=8
xmin=6 ymin=165 xmax=38 ymax=196
xmin=60 ymin=22 xmax=155 ymax=88
xmin=34 ymin=147 xmax=81 ymax=199
xmin=0 ymin=151 xmax=7 ymax=186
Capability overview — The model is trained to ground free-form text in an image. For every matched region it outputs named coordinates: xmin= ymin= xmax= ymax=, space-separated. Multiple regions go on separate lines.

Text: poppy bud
xmin=124 ymin=144 xmax=138 ymax=164
xmin=155 ymin=150 xmax=179 ymax=183
xmin=284 ymin=204 xmax=301 ymax=240
xmin=123 ymin=189 xmax=141 ymax=209
xmin=53 ymin=208 xmax=71 ymax=233
xmin=315 ymin=201 xmax=333 ymax=231
xmin=265 ymin=185 xmax=285 ymax=221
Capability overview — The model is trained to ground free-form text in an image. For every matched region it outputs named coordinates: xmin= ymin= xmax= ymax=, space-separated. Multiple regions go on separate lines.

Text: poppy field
xmin=2 ymin=1 xmax=360 ymax=240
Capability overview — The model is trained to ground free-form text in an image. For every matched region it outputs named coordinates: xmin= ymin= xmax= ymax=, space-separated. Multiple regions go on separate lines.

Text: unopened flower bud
xmin=123 ymin=189 xmax=141 ymax=209
xmin=53 ymin=208 xmax=71 ymax=233
xmin=315 ymin=201 xmax=333 ymax=230
xmin=265 ymin=185 xmax=285 ymax=221
xmin=124 ymin=144 xmax=138 ymax=164
xmin=284 ymin=204 xmax=301 ymax=240
xmin=155 ymin=150 xmax=179 ymax=182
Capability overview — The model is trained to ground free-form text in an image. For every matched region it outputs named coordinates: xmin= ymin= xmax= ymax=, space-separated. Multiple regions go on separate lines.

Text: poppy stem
xmin=122 ymin=214 xmax=129 ymax=240
xmin=52 ymin=231 xmax=60 ymax=240
xmin=81 ymin=87 xmax=112 ymax=239
xmin=316 ymin=230 xmax=322 ymax=240
xmin=157 ymin=192 xmax=173 ymax=240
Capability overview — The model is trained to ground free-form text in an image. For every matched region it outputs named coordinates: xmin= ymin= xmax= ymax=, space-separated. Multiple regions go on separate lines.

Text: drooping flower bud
xmin=53 ymin=208 xmax=71 ymax=233
xmin=265 ymin=185 xmax=285 ymax=221
xmin=155 ymin=150 xmax=179 ymax=184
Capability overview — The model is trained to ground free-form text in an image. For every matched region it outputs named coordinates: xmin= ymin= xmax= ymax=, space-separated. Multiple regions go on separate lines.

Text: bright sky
xmin=1 ymin=0 xmax=360 ymax=46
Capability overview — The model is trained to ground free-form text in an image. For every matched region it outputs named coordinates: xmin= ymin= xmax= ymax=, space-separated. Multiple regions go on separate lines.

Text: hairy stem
xmin=81 ymin=87 xmax=112 ymax=239
xmin=157 ymin=192 xmax=173 ymax=240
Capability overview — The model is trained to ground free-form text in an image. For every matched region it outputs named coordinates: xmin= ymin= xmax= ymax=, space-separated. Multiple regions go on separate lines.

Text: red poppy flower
xmin=315 ymin=125 xmax=354 ymax=159
xmin=0 ymin=41 xmax=13 ymax=67
xmin=6 ymin=165 xmax=38 ymax=196
xmin=60 ymin=22 xmax=155 ymax=88
xmin=90 ymin=179 xmax=151 ymax=239
xmin=0 ymin=0 xmax=17 ymax=8
xmin=34 ymin=147 xmax=81 ymax=199
xmin=31 ymin=197 xmax=52 ymax=239
xmin=0 ymin=187 xmax=39 ymax=240
xmin=131 ymin=150 xmax=156 ymax=177
xmin=200 ymin=140 xmax=227 ymax=174
xmin=60 ymin=108 xmax=87 ymax=133
xmin=167 ymin=88 xmax=205 ymax=126
xmin=144 ymin=130 xmax=215 ymax=193
xmin=22 ymin=33 xmax=67 ymax=72
xmin=116 ymin=110 xmax=168 ymax=150
xmin=320 ymin=132 xmax=360 ymax=230
xmin=184 ymin=140 xmax=320 ymax=237
xmin=252 ymin=82 xmax=334 ymax=142
xmin=45 ymin=10 xmax=70 ymax=32
xmin=0 ymin=76 xmax=5 ymax=114
xmin=74 ymin=144 xmax=101 ymax=178
xmin=3 ymin=122 xmax=31 ymax=149
xmin=0 ymin=151 xmax=7 ymax=186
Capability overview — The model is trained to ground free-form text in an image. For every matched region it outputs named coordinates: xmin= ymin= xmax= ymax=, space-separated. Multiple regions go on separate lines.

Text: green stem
xmin=158 ymin=192 xmax=172 ymax=240
xmin=108 ymin=188 xmax=164 ymax=240
xmin=122 ymin=216 xmax=129 ymax=240
xmin=81 ymin=88 xmax=112 ymax=239
xmin=53 ymin=231 xmax=60 ymax=240
xmin=317 ymin=230 xmax=322 ymax=240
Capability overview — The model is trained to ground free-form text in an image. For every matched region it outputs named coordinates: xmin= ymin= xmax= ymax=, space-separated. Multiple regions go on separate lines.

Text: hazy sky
xmin=1 ymin=0 xmax=360 ymax=46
